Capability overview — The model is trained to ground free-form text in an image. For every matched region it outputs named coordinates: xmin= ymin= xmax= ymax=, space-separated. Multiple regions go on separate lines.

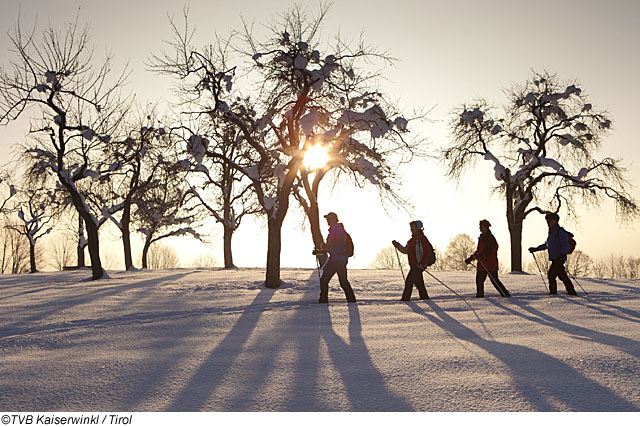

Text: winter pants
xmin=319 ymin=259 xmax=356 ymax=302
xmin=476 ymin=270 xmax=510 ymax=297
xmin=401 ymin=266 xmax=429 ymax=301
xmin=548 ymin=259 xmax=577 ymax=295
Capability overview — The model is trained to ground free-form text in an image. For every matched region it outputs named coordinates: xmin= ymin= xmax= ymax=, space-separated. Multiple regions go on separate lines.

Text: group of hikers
xmin=312 ymin=211 xmax=578 ymax=303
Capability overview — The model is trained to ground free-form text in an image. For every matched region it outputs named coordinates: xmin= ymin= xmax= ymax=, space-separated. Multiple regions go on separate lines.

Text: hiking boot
xmin=549 ymin=292 xmax=557 ymax=295
xmin=318 ymin=298 xmax=328 ymax=304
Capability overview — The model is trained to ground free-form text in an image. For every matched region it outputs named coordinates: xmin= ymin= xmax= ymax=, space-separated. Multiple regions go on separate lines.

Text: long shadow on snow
xmin=226 ymin=274 xmax=411 ymax=411
xmin=166 ymin=272 xmax=412 ymax=411
xmin=489 ymin=298 xmax=640 ymax=360
xmin=166 ymin=286 xmax=275 ymax=411
xmin=409 ymin=301 xmax=637 ymax=411
xmin=0 ymin=271 xmax=197 ymax=334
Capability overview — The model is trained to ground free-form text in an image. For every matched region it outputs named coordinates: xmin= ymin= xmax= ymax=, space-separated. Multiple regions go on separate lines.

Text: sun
xmin=303 ymin=145 xmax=330 ymax=170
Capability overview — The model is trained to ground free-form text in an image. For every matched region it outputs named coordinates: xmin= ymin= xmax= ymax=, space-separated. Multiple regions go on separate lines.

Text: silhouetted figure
xmin=465 ymin=219 xmax=510 ymax=298
xmin=392 ymin=220 xmax=432 ymax=301
xmin=313 ymin=212 xmax=356 ymax=303
xmin=529 ymin=213 xmax=577 ymax=296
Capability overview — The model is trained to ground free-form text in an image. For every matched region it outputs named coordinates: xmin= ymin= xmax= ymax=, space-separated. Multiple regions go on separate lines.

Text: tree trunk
xmin=223 ymin=225 xmax=235 ymax=268
xmin=265 ymin=217 xmax=282 ymax=289
xmin=308 ymin=198 xmax=328 ymax=265
xmin=29 ymin=243 xmax=36 ymax=273
xmin=122 ymin=204 xmax=133 ymax=270
xmin=508 ymin=218 xmax=524 ymax=272
xmin=77 ymin=216 xmax=86 ymax=268
xmin=141 ymin=238 xmax=152 ymax=269
xmin=85 ymin=220 xmax=103 ymax=279
xmin=504 ymin=168 xmax=523 ymax=272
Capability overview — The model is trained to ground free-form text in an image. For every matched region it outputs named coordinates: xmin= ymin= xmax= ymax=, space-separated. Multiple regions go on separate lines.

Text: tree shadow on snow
xmin=409 ymin=301 xmax=637 ymax=411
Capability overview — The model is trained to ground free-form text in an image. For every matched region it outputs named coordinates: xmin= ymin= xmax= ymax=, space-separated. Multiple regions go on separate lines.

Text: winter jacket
xmin=472 ymin=231 xmax=499 ymax=272
xmin=397 ymin=231 xmax=432 ymax=267
xmin=533 ymin=224 xmax=570 ymax=261
xmin=325 ymin=223 xmax=349 ymax=263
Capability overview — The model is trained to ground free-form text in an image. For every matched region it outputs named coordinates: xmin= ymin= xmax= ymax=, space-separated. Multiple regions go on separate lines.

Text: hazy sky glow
xmin=1 ymin=0 xmax=639 ymax=270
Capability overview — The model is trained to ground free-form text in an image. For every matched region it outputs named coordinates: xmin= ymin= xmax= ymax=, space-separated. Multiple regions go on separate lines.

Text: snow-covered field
xmin=1 ymin=268 xmax=639 ymax=412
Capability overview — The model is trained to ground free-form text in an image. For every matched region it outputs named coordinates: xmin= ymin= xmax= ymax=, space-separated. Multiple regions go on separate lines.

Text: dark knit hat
xmin=545 ymin=212 xmax=560 ymax=221
xmin=479 ymin=219 xmax=491 ymax=228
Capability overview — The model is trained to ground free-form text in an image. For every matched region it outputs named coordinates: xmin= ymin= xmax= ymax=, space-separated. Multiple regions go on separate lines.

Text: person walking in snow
xmin=392 ymin=220 xmax=432 ymax=301
xmin=528 ymin=212 xmax=577 ymax=296
xmin=464 ymin=219 xmax=510 ymax=298
xmin=313 ymin=212 xmax=357 ymax=304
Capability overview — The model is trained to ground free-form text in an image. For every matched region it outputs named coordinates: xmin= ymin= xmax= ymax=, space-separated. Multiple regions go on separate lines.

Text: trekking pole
xmin=471 ymin=259 xmax=508 ymax=297
xmin=394 ymin=247 xmax=406 ymax=283
xmin=530 ymin=251 xmax=549 ymax=293
xmin=568 ymin=271 xmax=590 ymax=297
xmin=423 ymin=269 xmax=466 ymax=302
xmin=313 ymin=250 xmax=323 ymax=283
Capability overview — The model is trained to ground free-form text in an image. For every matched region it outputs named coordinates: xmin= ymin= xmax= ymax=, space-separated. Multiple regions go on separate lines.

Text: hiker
xmin=392 ymin=220 xmax=432 ymax=301
xmin=312 ymin=212 xmax=357 ymax=303
xmin=528 ymin=212 xmax=577 ymax=296
xmin=464 ymin=219 xmax=510 ymax=298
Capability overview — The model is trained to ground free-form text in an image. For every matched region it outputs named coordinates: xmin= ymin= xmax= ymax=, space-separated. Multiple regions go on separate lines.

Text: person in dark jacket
xmin=465 ymin=219 xmax=510 ymax=298
xmin=392 ymin=220 xmax=431 ymax=301
xmin=529 ymin=212 xmax=577 ymax=296
xmin=313 ymin=212 xmax=356 ymax=303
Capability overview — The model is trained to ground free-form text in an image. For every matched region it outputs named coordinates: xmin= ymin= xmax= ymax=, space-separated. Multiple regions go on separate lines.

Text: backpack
xmin=567 ymin=231 xmax=576 ymax=254
xmin=424 ymin=238 xmax=436 ymax=267
xmin=345 ymin=232 xmax=354 ymax=257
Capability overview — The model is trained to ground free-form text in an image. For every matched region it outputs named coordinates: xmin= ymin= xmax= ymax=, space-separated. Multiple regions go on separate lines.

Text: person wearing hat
xmin=392 ymin=220 xmax=432 ymax=301
xmin=465 ymin=219 xmax=510 ymax=298
xmin=528 ymin=212 xmax=577 ymax=296
xmin=313 ymin=212 xmax=356 ymax=303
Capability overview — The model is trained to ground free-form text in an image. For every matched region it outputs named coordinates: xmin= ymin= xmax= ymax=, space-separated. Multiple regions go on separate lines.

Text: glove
xmin=464 ymin=257 xmax=473 ymax=265
xmin=392 ymin=240 xmax=400 ymax=248
xmin=475 ymin=253 xmax=483 ymax=260
xmin=528 ymin=247 xmax=536 ymax=253
xmin=417 ymin=264 xmax=425 ymax=271
xmin=312 ymin=248 xmax=326 ymax=256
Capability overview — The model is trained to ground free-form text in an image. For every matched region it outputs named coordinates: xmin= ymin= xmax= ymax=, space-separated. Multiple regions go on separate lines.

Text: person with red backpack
xmin=528 ymin=212 xmax=577 ymax=296
xmin=464 ymin=219 xmax=510 ymax=298
xmin=313 ymin=212 xmax=357 ymax=303
xmin=392 ymin=220 xmax=433 ymax=301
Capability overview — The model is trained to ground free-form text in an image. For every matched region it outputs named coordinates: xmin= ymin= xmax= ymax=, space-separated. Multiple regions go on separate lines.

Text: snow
xmin=1 ymin=268 xmax=638 ymax=412
xmin=484 ymin=151 xmax=506 ymax=181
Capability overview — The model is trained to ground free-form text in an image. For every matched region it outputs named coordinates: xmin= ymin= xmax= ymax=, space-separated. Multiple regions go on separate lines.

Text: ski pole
xmin=424 ymin=269 xmax=465 ymax=302
xmin=530 ymin=251 xmax=549 ymax=293
xmin=394 ymin=246 xmax=406 ymax=283
xmin=314 ymin=255 xmax=322 ymax=282
xmin=568 ymin=271 xmax=590 ymax=297
xmin=472 ymin=259 xmax=509 ymax=297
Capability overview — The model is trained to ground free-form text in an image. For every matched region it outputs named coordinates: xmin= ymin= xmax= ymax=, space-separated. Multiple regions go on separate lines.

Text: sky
xmin=1 ymin=0 xmax=639 ymax=271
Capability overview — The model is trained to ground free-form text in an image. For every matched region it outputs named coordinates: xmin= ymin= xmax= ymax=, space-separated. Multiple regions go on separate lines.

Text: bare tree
xmin=565 ymin=249 xmax=593 ymax=277
xmin=443 ymin=71 xmax=638 ymax=272
xmin=181 ymin=120 xmax=261 ymax=269
xmin=48 ymin=230 xmax=76 ymax=270
xmin=369 ymin=245 xmax=409 ymax=270
xmin=6 ymin=186 xmax=56 ymax=273
xmin=0 ymin=15 xmax=129 ymax=279
xmin=0 ymin=222 xmax=30 ymax=274
xmin=441 ymin=233 xmax=475 ymax=271
xmin=147 ymin=243 xmax=181 ymax=269
xmin=191 ymin=252 xmax=219 ymax=268
xmin=134 ymin=162 xmax=204 ymax=270
xmin=152 ymin=4 xmax=419 ymax=287
xmin=101 ymin=107 xmax=180 ymax=270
